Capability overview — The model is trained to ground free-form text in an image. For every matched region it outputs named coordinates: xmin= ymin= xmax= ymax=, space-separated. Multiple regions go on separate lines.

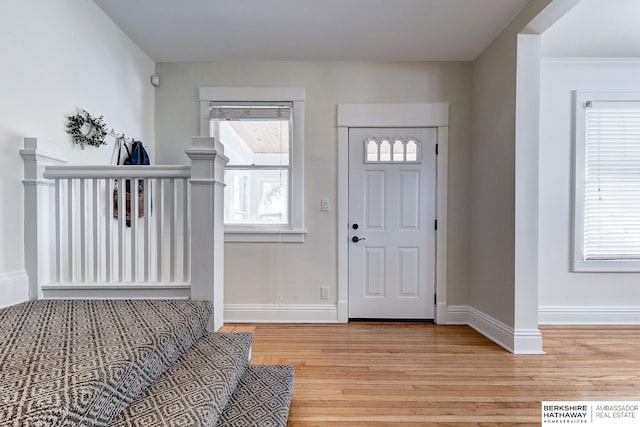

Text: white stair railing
xmin=42 ymin=166 xmax=191 ymax=286
xmin=21 ymin=137 xmax=228 ymax=331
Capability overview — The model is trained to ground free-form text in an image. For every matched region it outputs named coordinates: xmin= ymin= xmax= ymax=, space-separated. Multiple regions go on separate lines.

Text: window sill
xmin=573 ymin=259 xmax=640 ymax=272
xmin=224 ymin=229 xmax=307 ymax=243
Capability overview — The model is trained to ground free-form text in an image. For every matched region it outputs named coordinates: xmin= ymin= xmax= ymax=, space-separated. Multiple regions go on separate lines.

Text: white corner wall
xmin=0 ymin=0 xmax=155 ymax=307
xmin=469 ymin=0 xmax=552 ymax=329
xmin=155 ymin=61 xmax=472 ymax=321
xmin=538 ymin=58 xmax=640 ymax=324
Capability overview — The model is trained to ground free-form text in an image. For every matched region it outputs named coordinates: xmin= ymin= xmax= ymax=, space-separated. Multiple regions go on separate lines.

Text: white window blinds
xmin=584 ymin=101 xmax=640 ymax=260
xmin=209 ymin=102 xmax=292 ymax=121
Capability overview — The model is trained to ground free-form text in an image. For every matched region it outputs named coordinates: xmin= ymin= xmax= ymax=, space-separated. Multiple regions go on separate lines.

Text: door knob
xmin=352 ymin=223 xmax=359 ymax=230
xmin=352 ymin=236 xmax=366 ymax=243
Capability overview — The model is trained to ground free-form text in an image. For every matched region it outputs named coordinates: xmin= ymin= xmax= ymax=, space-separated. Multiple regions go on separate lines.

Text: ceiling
xmin=230 ymin=121 xmax=289 ymax=154
xmin=542 ymin=0 xmax=640 ymax=57
xmin=92 ymin=0 xmax=529 ymax=62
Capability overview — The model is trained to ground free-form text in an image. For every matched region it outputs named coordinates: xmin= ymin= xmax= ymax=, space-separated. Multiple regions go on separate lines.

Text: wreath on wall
xmin=66 ymin=109 xmax=108 ymax=149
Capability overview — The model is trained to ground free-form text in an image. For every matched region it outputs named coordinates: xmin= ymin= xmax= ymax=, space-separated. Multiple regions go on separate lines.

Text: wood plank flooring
xmin=239 ymin=322 xmax=640 ymax=426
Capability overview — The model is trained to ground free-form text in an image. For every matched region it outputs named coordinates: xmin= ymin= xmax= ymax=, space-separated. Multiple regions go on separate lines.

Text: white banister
xmin=21 ymin=137 xmax=227 ymax=329
xmin=22 ymin=138 xmax=194 ymax=294
xmin=43 ymin=165 xmax=190 ymax=179
xmin=186 ymin=137 xmax=228 ymax=331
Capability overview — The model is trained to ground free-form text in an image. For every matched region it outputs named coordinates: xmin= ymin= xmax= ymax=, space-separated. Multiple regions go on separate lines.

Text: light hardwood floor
xmin=241 ymin=322 xmax=640 ymax=426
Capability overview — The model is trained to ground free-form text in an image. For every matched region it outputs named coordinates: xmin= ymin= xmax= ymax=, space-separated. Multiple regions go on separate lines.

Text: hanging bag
xmin=113 ymin=139 xmax=148 ymax=225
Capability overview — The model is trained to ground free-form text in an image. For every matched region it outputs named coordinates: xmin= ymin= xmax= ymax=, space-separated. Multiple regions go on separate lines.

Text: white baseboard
xmin=447 ymin=305 xmax=544 ymax=354
xmin=445 ymin=305 xmax=470 ymax=325
xmin=224 ymin=303 xmax=338 ymax=323
xmin=513 ymin=328 xmax=544 ymax=354
xmin=0 ymin=271 xmax=29 ymax=308
xmin=467 ymin=306 xmax=516 ymax=353
xmin=539 ymin=306 xmax=640 ymax=325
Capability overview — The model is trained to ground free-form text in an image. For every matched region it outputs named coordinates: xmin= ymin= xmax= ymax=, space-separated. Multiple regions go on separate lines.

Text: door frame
xmin=337 ymin=103 xmax=449 ymax=324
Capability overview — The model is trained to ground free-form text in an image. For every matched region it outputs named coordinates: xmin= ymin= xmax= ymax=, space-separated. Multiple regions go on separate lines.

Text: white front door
xmin=348 ymin=127 xmax=437 ymax=319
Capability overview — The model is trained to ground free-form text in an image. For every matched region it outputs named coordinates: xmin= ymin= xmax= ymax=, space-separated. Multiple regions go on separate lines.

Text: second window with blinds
xmin=573 ymin=91 xmax=640 ymax=271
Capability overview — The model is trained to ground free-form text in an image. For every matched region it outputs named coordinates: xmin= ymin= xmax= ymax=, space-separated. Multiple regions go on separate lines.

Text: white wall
xmin=538 ymin=59 xmax=640 ymax=318
xmin=0 ymin=0 xmax=155 ymax=307
xmin=541 ymin=0 xmax=640 ymax=58
xmin=155 ymin=61 xmax=471 ymax=316
xmin=469 ymin=0 xmax=552 ymax=328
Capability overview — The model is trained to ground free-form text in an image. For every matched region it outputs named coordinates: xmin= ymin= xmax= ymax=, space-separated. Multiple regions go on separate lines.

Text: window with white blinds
xmin=210 ymin=102 xmax=292 ymax=226
xmin=574 ymin=91 xmax=640 ymax=271
xmin=198 ymin=87 xmax=306 ymax=243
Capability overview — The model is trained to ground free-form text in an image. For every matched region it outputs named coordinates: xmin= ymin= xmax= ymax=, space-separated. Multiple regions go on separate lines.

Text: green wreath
xmin=66 ymin=109 xmax=108 ymax=149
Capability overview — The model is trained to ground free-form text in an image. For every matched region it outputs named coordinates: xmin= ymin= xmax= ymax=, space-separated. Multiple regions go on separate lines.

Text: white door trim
xmin=337 ymin=103 xmax=449 ymax=324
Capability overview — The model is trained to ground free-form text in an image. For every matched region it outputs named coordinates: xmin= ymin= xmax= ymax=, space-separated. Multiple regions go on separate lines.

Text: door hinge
xmin=436 ymin=144 xmax=439 ymax=155
xmin=434 ymin=294 xmax=437 ymax=304
xmin=434 ymin=219 xmax=438 ymax=230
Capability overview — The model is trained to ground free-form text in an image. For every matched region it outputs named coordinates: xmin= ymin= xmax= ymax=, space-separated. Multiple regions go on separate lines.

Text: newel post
xmin=19 ymin=138 xmax=66 ymax=300
xmin=185 ymin=137 xmax=228 ymax=331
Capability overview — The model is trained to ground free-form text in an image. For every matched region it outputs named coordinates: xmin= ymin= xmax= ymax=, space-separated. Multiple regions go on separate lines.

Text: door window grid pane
xmin=364 ymin=137 xmax=421 ymax=163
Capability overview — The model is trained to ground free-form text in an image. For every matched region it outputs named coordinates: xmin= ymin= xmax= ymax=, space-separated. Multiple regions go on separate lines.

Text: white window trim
xmin=573 ymin=90 xmax=640 ymax=272
xmin=199 ymin=87 xmax=306 ymax=243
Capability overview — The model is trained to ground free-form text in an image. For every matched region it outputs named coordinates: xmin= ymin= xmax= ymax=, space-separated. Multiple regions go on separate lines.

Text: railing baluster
xmin=144 ymin=179 xmax=151 ymax=282
xmin=183 ymin=178 xmax=189 ymax=282
xmin=80 ymin=178 xmax=86 ymax=282
xmin=92 ymin=179 xmax=98 ymax=282
xmin=105 ymin=178 xmax=111 ymax=282
xmin=118 ymin=178 xmax=125 ymax=282
xmin=156 ymin=178 xmax=163 ymax=282
xmin=131 ymin=178 xmax=138 ymax=282
xmin=55 ymin=179 xmax=61 ymax=283
xmin=67 ymin=178 xmax=74 ymax=283
xmin=169 ymin=179 xmax=175 ymax=282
